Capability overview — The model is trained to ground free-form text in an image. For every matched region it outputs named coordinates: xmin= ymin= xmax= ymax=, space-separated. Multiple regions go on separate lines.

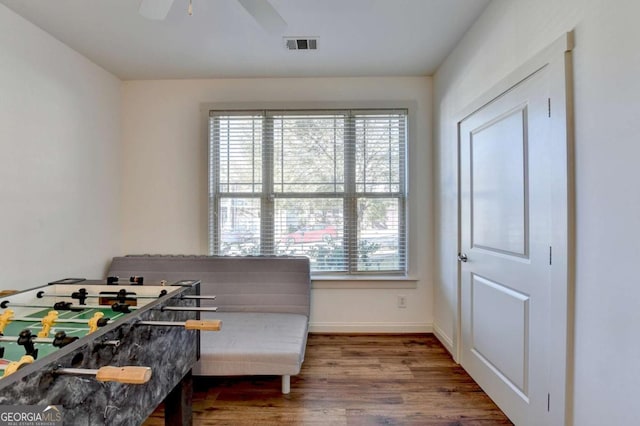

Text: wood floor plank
xmin=144 ymin=334 xmax=512 ymax=425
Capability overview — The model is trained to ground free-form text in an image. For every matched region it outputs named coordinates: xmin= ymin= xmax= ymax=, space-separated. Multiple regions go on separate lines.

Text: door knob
xmin=457 ymin=253 xmax=468 ymax=262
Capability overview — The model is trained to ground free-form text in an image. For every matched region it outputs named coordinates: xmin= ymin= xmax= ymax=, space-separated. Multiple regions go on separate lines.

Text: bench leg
xmin=281 ymin=375 xmax=290 ymax=394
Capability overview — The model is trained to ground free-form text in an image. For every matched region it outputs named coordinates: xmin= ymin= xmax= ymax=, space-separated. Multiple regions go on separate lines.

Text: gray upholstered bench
xmin=107 ymin=255 xmax=311 ymax=394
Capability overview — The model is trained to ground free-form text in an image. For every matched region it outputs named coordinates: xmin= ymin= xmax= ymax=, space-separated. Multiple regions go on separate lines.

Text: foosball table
xmin=0 ymin=277 xmax=220 ymax=425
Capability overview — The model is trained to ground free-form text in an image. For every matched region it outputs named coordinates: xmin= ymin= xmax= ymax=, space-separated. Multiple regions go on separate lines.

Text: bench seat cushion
xmin=195 ymin=312 xmax=309 ymax=376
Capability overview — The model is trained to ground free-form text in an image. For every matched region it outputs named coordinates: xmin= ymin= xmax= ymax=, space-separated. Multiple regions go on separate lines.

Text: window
xmin=209 ymin=109 xmax=407 ymax=274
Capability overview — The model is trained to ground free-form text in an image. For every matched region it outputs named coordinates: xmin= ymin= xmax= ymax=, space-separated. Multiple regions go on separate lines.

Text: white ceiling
xmin=0 ymin=0 xmax=490 ymax=80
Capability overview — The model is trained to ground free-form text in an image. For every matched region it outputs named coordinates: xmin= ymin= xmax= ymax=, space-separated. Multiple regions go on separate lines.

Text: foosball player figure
xmin=0 ymin=310 xmax=12 ymax=358
xmin=88 ymin=312 xmax=107 ymax=334
xmin=0 ymin=310 xmax=13 ymax=334
xmin=111 ymin=302 xmax=132 ymax=314
xmin=3 ymin=355 xmax=34 ymax=376
xmin=129 ymin=276 xmax=144 ymax=285
xmin=17 ymin=329 xmax=38 ymax=359
xmin=116 ymin=288 xmax=130 ymax=304
xmin=53 ymin=331 xmax=79 ymax=348
xmin=52 ymin=301 xmax=83 ymax=312
xmin=37 ymin=311 xmax=58 ymax=338
xmin=71 ymin=288 xmax=89 ymax=305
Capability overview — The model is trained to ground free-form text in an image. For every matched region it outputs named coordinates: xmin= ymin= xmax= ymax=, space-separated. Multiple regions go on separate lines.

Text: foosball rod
xmin=54 ymin=366 xmax=152 ymax=384
xmin=137 ymin=319 xmax=222 ymax=331
xmin=179 ymin=295 xmax=217 ymax=300
xmin=35 ymin=292 xmax=216 ymax=300
xmin=8 ymin=316 xmax=110 ymax=325
xmin=0 ymin=335 xmax=120 ymax=346
xmin=37 ymin=293 xmax=159 ymax=300
xmin=2 ymin=301 xmax=216 ymax=314
xmin=0 ymin=301 xmax=139 ymax=311
xmin=160 ymin=306 xmax=218 ymax=312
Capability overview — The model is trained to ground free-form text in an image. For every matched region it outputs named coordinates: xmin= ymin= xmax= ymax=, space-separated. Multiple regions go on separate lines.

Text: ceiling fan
xmin=138 ymin=0 xmax=287 ymax=34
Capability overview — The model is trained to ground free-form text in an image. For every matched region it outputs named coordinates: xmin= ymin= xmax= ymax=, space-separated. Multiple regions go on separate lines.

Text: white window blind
xmin=209 ymin=109 xmax=407 ymax=274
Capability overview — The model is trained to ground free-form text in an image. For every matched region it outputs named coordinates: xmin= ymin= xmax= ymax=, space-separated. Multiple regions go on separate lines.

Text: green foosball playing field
xmin=0 ymin=307 xmax=125 ymax=365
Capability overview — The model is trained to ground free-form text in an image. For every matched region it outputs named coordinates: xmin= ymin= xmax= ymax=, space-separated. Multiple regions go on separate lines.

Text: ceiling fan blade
xmin=237 ymin=0 xmax=287 ymax=34
xmin=139 ymin=0 xmax=175 ymax=20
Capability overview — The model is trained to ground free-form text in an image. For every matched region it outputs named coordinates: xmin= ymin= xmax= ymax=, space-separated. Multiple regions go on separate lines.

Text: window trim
xmin=202 ymin=101 xmax=417 ymax=278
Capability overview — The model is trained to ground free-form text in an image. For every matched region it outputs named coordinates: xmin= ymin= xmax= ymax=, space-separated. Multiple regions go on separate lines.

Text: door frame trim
xmin=454 ymin=31 xmax=575 ymax=425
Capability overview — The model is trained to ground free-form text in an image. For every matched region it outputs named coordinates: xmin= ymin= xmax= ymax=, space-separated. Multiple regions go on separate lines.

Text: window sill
xmin=311 ymin=275 xmax=418 ymax=289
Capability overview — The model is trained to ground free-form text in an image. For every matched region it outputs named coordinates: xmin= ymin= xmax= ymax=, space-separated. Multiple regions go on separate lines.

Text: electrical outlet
xmin=397 ymin=295 xmax=407 ymax=309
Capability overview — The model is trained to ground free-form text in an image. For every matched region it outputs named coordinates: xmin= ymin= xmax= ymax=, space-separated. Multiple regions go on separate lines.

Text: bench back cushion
xmin=108 ymin=255 xmax=311 ymax=316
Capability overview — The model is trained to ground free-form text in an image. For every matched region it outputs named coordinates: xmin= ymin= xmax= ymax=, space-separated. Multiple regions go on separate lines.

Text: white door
xmin=459 ymin=67 xmax=552 ymax=425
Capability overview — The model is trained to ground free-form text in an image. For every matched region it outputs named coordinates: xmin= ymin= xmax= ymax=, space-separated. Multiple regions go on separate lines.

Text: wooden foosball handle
xmin=185 ymin=319 xmax=222 ymax=331
xmin=96 ymin=366 xmax=152 ymax=384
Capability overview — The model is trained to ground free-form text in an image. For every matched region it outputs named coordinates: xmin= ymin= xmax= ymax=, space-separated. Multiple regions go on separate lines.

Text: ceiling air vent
xmin=284 ymin=37 xmax=318 ymax=51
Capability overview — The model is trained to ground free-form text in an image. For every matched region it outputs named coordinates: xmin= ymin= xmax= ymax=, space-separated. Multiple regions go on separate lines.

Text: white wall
xmin=121 ymin=77 xmax=433 ymax=332
xmin=434 ymin=0 xmax=640 ymax=424
xmin=0 ymin=5 xmax=122 ymax=289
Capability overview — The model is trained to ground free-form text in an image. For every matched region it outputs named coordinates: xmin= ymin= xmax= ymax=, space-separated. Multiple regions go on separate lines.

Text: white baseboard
xmin=309 ymin=322 xmax=433 ymax=333
xmin=433 ymin=323 xmax=454 ymax=355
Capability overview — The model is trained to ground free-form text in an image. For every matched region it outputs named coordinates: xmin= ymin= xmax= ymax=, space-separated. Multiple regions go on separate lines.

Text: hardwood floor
xmin=144 ymin=334 xmax=512 ymax=425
